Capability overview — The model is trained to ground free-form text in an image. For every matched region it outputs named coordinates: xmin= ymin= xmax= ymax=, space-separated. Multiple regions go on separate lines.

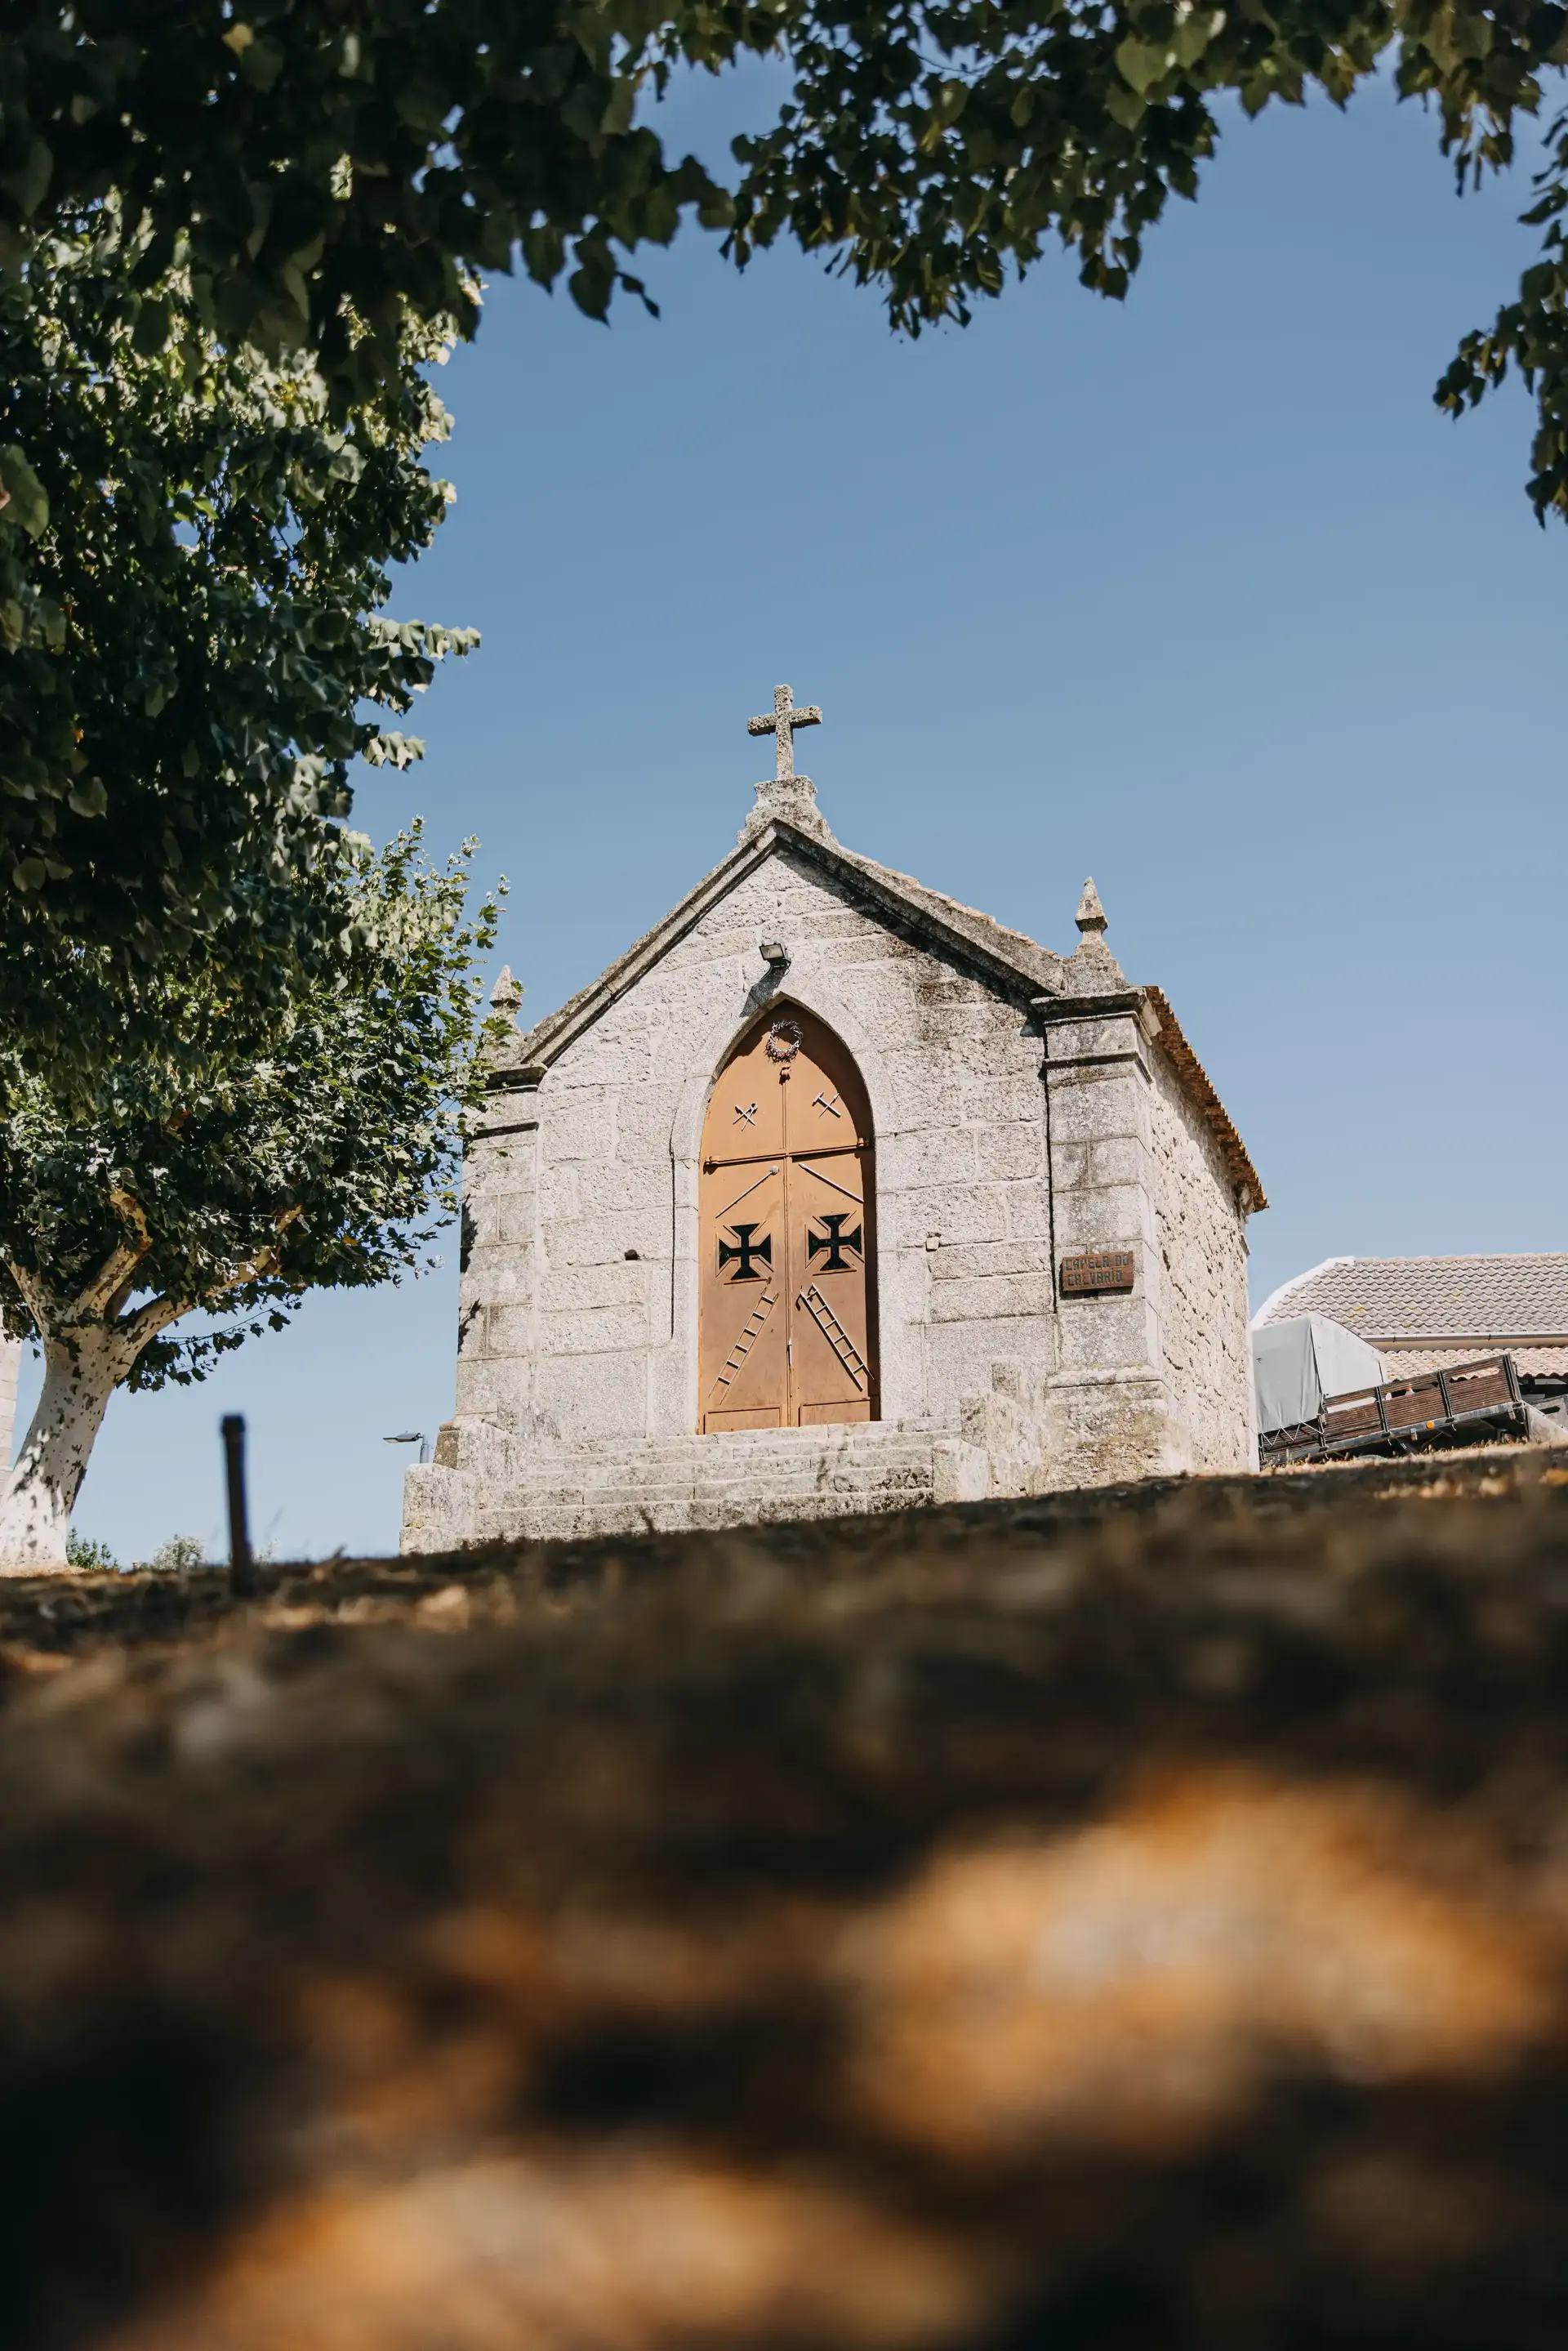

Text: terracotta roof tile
xmin=1142 ymin=986 xmax=1266 ymax=1211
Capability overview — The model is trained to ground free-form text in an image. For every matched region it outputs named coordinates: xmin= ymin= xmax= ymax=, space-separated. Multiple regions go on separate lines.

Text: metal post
xmin=222 ymin=1413 xmax=256 ymax=1597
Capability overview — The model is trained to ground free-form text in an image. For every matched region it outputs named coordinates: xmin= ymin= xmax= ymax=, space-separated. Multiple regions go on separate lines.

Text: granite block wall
xmin=410 ymin=831 xmax=1258 ymax=1549
xmin=1147 ymin=1044 xmax=1257 ymax=1470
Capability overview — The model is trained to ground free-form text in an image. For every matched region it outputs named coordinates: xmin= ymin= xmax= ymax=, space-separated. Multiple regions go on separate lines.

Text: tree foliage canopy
xmin=0 ymin=819 xmax=500 ymax=1566
xmin=1 ymin=0 xmax=1562 ymax=1064
xmin=7 ymin=0 xmax=1568 ymax=516
xmin=0 ymin=822 xmax=500 ymax=1390
xmin=0 ymin=195 xmax=473 ymax=1064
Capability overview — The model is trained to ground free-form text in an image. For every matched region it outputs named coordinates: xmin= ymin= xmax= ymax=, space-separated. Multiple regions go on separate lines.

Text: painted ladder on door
xmin=709 ymin=1291 xmax=778 ymax=1406
xmin=797 ymin=1283 xmax=870 ymax=1393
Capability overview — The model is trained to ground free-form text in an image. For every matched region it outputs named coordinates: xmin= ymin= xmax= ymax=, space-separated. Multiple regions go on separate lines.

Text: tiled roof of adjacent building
xmin=1366 ymin=1345 xmax=1568 ymax=1378
xmin=1252 ymin=1255 xmax=1568 ymax=1345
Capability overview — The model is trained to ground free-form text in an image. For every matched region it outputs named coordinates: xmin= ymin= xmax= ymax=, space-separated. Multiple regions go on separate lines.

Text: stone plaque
xmin=1060 ymin=1248 xmax=1136 ymax=1296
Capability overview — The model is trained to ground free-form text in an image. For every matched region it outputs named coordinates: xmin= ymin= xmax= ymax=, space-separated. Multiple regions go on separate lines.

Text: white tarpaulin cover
xmin=1253 ymin=1314 xmax=1386 ymax=1434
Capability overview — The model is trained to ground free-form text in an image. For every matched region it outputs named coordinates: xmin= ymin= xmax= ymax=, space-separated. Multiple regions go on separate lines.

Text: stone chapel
xmin=403 ymin=689 xmax=1265 ymax=1551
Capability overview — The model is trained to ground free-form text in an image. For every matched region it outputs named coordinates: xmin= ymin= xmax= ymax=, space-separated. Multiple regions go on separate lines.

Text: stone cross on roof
xmin=740 ymin=682 xmax=832 ymax=845
xmin=747 ymin=684 xmax=821 ymax=783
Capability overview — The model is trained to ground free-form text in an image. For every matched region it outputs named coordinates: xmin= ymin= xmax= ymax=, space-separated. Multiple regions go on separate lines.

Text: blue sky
xmin=46 ymin=68 xmax=1568 ymax=1563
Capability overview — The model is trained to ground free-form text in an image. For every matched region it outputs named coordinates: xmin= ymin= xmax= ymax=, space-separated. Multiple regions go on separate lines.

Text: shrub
xmin=65 ymin=1528 xmax=118 ymax=1573
xmin=142 ymin=1535 xmax=206 ymax=1575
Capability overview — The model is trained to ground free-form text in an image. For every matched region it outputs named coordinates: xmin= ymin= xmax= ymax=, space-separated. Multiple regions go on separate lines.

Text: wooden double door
xmin=698 ymin=1007 xmax=878 ymax=1432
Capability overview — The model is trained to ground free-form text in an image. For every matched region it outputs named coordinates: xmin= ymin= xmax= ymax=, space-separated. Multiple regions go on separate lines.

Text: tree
xmin=0 ymin=823 xmax=500 ymax=1571
xmin=6 ymin=2 xmax=1568 ymax=515
xmin=2 ymin=3 xmax=1560 ymax=1041
xmin=0 ymin=203 xmax=474 ymax=1072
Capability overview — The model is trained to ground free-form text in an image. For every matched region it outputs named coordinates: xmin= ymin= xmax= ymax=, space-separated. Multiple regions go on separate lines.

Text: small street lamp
xmin=384 ymin=1430 xmax=432 ymax=1465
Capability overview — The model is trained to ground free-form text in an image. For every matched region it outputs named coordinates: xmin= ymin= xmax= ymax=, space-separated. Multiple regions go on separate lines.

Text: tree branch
xmin=215 ymin=1204 xmax=305 ymax=1297
xmin=75 ymin=1183 xmax=154 ymax=1321
xmin=2 ymin=1254 xmax=52 ymax=1341
xmin=120 ymin=1291 xmax=190 ymax=1352
xmin=87 ymin=1204 xmax=305 ymax=1366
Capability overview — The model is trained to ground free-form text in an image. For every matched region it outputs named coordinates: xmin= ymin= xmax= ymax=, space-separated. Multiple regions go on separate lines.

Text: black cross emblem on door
xmin=807 ymin=1214 xmax=863 ymax=1274
xmin=718 ymin=1223 xmax=773 ymax=1281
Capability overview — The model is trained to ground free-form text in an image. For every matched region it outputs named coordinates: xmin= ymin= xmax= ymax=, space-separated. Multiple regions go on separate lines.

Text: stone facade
xmin=403 ymin=731 xmax=1264 ymax=1550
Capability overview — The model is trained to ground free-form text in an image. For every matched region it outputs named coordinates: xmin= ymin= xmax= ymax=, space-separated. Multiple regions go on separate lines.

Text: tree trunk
xmin=0 ymin=1327 xmax=131 ymax=1573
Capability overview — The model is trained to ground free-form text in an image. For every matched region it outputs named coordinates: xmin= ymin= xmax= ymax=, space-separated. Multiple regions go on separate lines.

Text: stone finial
xmin=1076 ymin=877 xmax=1107 ymax=940
xmin=1062 ymin=877 xmax=1125 ymax=992
xmin=489 ymin=966 xmax=523 ymax=1027
xmin=741 ymin=683 xmax=834 ymax=845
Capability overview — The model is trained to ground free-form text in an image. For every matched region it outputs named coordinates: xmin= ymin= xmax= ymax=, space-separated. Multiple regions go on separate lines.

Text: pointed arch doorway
xmin=698 ymin=1006 xmax=879 ymax=1432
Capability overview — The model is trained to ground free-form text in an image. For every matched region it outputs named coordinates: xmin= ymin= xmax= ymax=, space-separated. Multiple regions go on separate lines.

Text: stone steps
xmin=524 ymin=1429 xmax=929 ymax=1459
xmin=469 ymin=1422 xmax=940 ymax=1543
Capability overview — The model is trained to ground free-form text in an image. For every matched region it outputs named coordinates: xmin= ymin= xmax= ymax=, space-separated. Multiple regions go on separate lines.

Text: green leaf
xmin=1171 ymin=10 xmax=1222 ymax=67
xmin=1104 ymin=83 xmax=1148 ymax=127
xmin=132 ymin=297 xmax=173 ymax=356
xmin=600 ymin=77 xmax=637 ymax=137
xmin=0 ymin=140 xmax=52 ymax=220
xmin=0 ymin=448 xmax=49 ymax=540
xmin=568 ymin=262 xmax=613 ymax=319
xmin=1114 ymin=38 xmax=1174 ymax=95
xmin=238 ymin=36 xmax=285 ymax=91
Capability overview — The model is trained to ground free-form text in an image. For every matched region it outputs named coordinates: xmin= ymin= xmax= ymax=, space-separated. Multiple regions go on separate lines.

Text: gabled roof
xmin=1252 ymin=1254 xmax=1568 ymax=1343
xmin=490 ymin=814 xmax=1263 ymax=1207
xmin=497 ymin=814 xmax=1067 ymax=1075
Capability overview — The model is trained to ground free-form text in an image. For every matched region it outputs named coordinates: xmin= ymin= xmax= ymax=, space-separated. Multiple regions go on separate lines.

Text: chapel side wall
xmin=1147 ymin=1046 xmax=1255 ymax=1472
xmin=448 ymin=849 xmax=1062 ymax=1454
xmin=1036 ymin=999 xmax=1186 ymax=1488
xmin=405 ymin=1098 xmax=543 ymax=1550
